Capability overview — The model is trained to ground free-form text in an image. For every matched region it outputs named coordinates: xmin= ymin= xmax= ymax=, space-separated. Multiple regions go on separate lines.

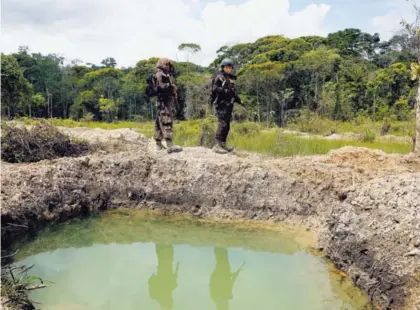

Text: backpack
xmin=208 ymin=73 xmax=228 ymax=105
xmin=146 ymin=72 xmax=158 ymax=97
xmin=208 ymin=73 xmax=218 ymax=105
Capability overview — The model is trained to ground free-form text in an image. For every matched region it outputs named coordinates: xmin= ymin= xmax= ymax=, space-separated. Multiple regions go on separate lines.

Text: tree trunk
xmin=46 ymin=86 xmax=51 ymax=118
xmin=415 ymin=82 xmax=420 ymax=153
xmin=373 ymin=93 xmax=376 ymax=115
xmin=280 ymin=99 xmax=284 ymax=127
xmin=50 ymin=95 xmax=53 ymax=118
xmin=256 ymin=80 xmax=261 ymax=122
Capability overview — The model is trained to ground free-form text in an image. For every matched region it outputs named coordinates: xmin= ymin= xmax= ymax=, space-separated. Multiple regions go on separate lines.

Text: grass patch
xmin=10 ymin=117 xmax=413 ymax=157
xmin=230 ymin=130 xmax=411 ymax=156
xmin=171 ymin=119 xmax=411 ymax=156
xmin=274 ymin=134 xmax=410 ymax=156
xmin=169 ymin=120 xmax=411 ymax=156
xmin=287 ymin=112 xmax=415 ymax=138
xmin=358 ymin=128 xmax=376 ymax=143
xmin=16 ymin=116 xmax=415 ymax=138
xmin=1 ymin=254 xmax=47 ymax=310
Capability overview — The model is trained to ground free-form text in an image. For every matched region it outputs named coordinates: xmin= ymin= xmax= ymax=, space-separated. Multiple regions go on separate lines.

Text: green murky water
xmin=14 ymin=210 xmax=371 ymax=310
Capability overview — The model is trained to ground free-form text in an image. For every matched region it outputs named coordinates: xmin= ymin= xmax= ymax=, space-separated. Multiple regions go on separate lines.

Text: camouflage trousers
xmin=154 ymin=97 xmax=173 ymax=141
xmin=215 ymin=102 xmax=233 ymax=143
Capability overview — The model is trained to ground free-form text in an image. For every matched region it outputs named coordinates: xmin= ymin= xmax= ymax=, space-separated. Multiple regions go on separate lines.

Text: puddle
xmin=14 ymin=210 xmax=371 ymax=310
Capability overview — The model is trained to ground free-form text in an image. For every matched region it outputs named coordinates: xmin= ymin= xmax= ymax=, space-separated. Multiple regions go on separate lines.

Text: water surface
xmin=15 ymin=210 xmax=371 ymax=310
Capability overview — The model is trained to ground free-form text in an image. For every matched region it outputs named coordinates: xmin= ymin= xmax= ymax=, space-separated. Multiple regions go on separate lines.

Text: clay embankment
xmin=1 ymin=127 xmax=419 ymax=309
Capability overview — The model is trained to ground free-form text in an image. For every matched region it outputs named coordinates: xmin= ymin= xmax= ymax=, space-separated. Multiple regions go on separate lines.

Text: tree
xmin=29 ymin=93 xmax=45 ymax=117
xmin=411 ymin=62 xmax=420 ymax=150
xmin=101 ymin=57 xmax=117 ymax=68
xmin=1 ymin=54 xmax=32 ymax=118
xmin=402 ymin=0 xmax=420 ymax=152
xmin=86 ymin=67 xmax=123 ymax=100
xmin=237 ymin=65 xmax=265 ymax=122
xmin=2 ymin=28 xmax=418 ymax=126
xmin=177 ymin=43 xmax=201 ymax=63
xmin=338 ymin=59 xmax=370 ymax=115
xmin=210 ymin=43 xmax=254 ymax=70
xmin=327 ymin=28 xmax=380 ymax=59
xmin=367 ymin=63 xmax=412 ymax=119
xmin=178 ymin=43 xmax=202 ymax=76
xmin=177 ymin=74 xmax=210 ymax=119
xmin=99 ymin=96 xmax=119 ymax=122
xmin=238 ymin=62 xmax=288 ymax=124
xmin=23 ymin=53 xmax=65 ymax=118
xmin=70 ymin=90 xmax=97 ymax=120
xmin=120 ymin=71 xmax=146 ymax=119
xmin=297 ymin=46 xmax=342 ymax=108
xmin=375 ymin=34 xmax=416 ymax=67
xmin=272 ymin=88 xmax=294 ymax=126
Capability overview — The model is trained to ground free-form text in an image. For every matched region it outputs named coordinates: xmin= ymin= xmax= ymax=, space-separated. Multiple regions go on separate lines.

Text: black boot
xmin=212 ymin=141 xmax=228 ymax=154
xmin=166 ymin=139 xmax=183 ymax=154
xmin=155 ymin=140 xmax=166 ymax=150
xmin=221 ymin=142 xmax=234 ymax=152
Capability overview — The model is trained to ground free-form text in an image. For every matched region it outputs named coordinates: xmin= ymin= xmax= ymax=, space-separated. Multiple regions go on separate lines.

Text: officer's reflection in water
xmin=210 ymin=247 xmax=245 ymax=310
xmin=148 ymin=244 xmax=180 ymax=310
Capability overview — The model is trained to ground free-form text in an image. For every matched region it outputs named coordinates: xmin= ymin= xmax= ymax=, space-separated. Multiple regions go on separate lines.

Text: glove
xmin=235 ymin=94 xmax=243 ymax=105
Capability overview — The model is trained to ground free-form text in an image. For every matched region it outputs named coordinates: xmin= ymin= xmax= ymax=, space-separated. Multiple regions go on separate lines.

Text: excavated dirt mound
xmin=1 ymin=127 xmax=420 ymax=310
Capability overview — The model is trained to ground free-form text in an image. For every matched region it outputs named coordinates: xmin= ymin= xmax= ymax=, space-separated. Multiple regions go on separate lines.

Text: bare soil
xmin=1 ymin=127 xmax=420 ymax=310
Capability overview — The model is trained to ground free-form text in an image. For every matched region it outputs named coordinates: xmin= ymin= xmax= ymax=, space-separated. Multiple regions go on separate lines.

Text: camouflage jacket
xmin=155 ymin=68 xmax=175 ymax=98
xmin=210 ymin=71 xmax=241 ymax=106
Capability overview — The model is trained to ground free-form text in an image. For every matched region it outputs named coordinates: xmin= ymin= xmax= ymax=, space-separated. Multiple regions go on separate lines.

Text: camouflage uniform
xmin=154 ymin=58 xmax=182 ymax=153
xmin=148 ymin=244 xmax=179 ymax=310
xmin=210 ymin=247 xmax=243 ymax=310
xmin=211 ymin=71 xmax=242 ymax=152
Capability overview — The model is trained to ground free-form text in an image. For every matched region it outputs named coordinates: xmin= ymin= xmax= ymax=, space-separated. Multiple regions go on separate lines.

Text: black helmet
xmin=220 ymin=58 xmax=234 ymax=68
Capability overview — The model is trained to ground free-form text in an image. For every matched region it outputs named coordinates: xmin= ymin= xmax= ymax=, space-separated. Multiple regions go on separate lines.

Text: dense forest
xmin=1 ymin=27 xmax=418 ymax=126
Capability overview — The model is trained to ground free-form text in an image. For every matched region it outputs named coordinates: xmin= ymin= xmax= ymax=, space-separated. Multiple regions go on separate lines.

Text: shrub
xmin=81 ymin=112 xmax=95 ymax=123
xmin=1 ymin=122 xmax=90 ymax=163
xmin=1 ymin=249 xmax=47 ymax=310
xmin=232 ymin=121 xmax=261 ymax=137
xmin=288 ymin=108 xmax=335 ymax=135
xmin=352 ymin=115 xmax=372 ymax=126
xmin=381 ymin=119 xmax=391 ymax=136
xmin=359 ymin=128 xmax=376 ymax=143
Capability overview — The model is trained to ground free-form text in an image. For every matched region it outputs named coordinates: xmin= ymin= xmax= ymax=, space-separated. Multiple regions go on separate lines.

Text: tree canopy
xmin=1 ymin=28 xmax=417 ymax=125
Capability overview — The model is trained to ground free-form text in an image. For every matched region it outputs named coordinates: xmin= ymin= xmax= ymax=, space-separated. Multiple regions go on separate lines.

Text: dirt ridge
xmin=1 ymin=127 xmax=420 ymax=309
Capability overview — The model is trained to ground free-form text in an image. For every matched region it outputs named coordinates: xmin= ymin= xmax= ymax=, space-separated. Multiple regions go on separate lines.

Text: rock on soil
xmin=1 ymin=127 xmax=420 ymax=310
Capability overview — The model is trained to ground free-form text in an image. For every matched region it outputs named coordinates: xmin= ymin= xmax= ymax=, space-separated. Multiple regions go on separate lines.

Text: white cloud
xmin=370 ymin=0 xmax=416 ymax=40
xmin=1 ymin=0 xmax=331 ymax=67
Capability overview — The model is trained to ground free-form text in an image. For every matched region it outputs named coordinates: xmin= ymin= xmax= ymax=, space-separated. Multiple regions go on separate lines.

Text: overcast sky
xmin=1 ymin=0 xmax=417 ymax=67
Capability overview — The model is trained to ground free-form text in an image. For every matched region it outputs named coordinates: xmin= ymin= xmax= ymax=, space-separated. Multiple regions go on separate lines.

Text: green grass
xmin=287 ymin=114 xmax=415 ymax=138
xmin=12 ymin=117 xmax=413 ymax=156
xmin=334 ymin=120 xmax=415 ymax=137
xmin=230 ymin=130 xmax=410 ymax=156
xmin=169 ymin=118 xmax=412 ymax=156
xmin=1 ymin=262 xmax=47 ymax=309
xmin=276 ymin=133 xmax=411 ymax=156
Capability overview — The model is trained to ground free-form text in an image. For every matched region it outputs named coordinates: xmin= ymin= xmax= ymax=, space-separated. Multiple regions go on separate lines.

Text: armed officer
xmin=209 ymin=58 xmax=242 ymax=154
